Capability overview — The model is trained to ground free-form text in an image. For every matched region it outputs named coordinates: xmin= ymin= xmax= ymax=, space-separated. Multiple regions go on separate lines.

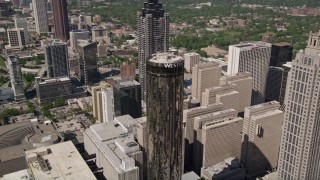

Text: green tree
xmin=53 ymin=98 xmax=66 ymax=107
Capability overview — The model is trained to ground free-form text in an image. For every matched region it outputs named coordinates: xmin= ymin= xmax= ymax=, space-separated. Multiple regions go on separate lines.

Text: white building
xmin=101 ymin=86 xmax=114 ymax=123
xmin=84 ymin=115 xmax=145 ymax=180
xmin=24 ymin=141 xmax=96 ymax=179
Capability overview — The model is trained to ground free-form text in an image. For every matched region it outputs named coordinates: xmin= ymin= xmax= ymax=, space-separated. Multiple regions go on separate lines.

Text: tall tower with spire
xmin=277 ymin=31 xmax=320 ymax=180
xmin=137 ymin=0 xmax=169 ymax=102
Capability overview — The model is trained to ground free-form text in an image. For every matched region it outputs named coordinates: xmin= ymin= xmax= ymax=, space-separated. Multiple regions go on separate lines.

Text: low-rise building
xmin=201 ymin=158 xmax=245 ymax=180
xmin=5 ymin=28 xmax=28 ymax=50
xmin=24 ymin=141 xmax=96 ymax=179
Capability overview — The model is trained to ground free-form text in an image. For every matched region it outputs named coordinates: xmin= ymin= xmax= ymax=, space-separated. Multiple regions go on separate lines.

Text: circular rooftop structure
xmin=28 ymin=132 xmax=59 ymax=148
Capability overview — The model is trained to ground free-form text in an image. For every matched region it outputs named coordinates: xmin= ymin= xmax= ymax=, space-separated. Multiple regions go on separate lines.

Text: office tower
xmin=270 ymin=42 xmax=293 ymax=66
xmin=220 ymin=72 xmax=253 ymax=113
xmin=11 ymin=0 xmax=19 ymax=8
xmin=120 ymin=63 xmax=136 ymax=79
xmin=92 ymin=26 xmax=107 ymax=43
xmin=97 ymin=43 xmax=107 ymax=58
xmin=201 ymin=116 xmax=243 ymax=168
xmin=227 ymin=42 xmax=272 ymax=105
xmin=78 ymin=40 xmax=98 ymax=85
xmin=0 ymin=1 xmax=10 ymax=17
xmin=6 ymin=28 xmax=27 ymax=49
xmin=279 ymin=62 xmax=291 ymax=105
xmin=14 ymin=17 xmax=29 ymax=44
xmin=32 ymin=0 xmax=48 ymax=34
xmin=201 ymin=84 xmax=240 ymax=112
xmin=7 ymin=56 xmax=25 ymax=100
xmin=265 ymin=66 xmax=284 ymax=102
xmin=52 ymin=0 xmax=69 ymax=41
xmin=277 ymin=32 xmax=320 ymax=180
xmin=184 ymin=52 xmax=200 ymax=72
xmin=112 ymin=78 xmax=142 ymax=119
xmin=45 ymin=41 xmax=69 ymax=78
xmin=101 ymin=85 xmax=114 ymax=123
xmin=92 ymin=82 xmax=109 ymax=123
xmin=69 ymin=30 xmax=90 ymax=51
xmin=36 ymin=77 xmax=72 ymax=104
xmin=193 ymin=108 xmax=238 ymax=174
xmin=242 ymin=101 xmax=283 ymax=178
xmin=146 ymin=53 xmax=183 ymax=179
xmin=137 ymin=0 xmax=169 ymax=101
xmin=19 ymin=0 xmax=32 ymax=7
xmin=192 ymin=62 xmax=221 ymax=101
xmin=184 ymin=103 xmax=224 ymax=170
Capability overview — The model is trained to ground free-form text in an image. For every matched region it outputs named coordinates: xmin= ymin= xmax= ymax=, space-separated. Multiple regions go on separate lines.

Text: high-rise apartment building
xmin=45 ymin=41 xmax=69 ymax=78
xmin=137 ymin=0 xmax=169 ymax=101
xmin=14 ymin=17 xmax=29 ymax=44
xmin=277 ymin=32 xmax=320 ymax=180
xmin=242 ymin=101 xmax=283 ymax=178
xmin=52 ymin=0 xmax=69 ymax=41
xmin=32 ymin=0 xmax=48 ymax=34
xmin=7 ymin=56 xmax=25 ymax=100
xmin=69 ymin=30 xmax=90 ymax=51
xmin=192 ymin=62 xmax=221 ymax=101
xmin=146 ymin=53 xmax=184 ymax=179
xmin=184 ymin=52 xmax=200 ymax=72
xmin=6 ymin=28 xmax=27 ymax=49
xmin=227 ymin=42 xmax=272 ymax=105
xmin=78 ymin=40 xmax=98 ymax=85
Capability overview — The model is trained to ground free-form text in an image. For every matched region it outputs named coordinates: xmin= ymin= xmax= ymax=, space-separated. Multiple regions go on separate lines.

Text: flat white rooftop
xmin=25 ymin=141 xmax=96 ymax=180
xmin=2 ymin=169 xmax=30 ymax=180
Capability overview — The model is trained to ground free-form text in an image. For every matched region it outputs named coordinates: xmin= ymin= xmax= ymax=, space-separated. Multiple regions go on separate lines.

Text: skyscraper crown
xmin=307 ymin=31 xmax=320 ymax=50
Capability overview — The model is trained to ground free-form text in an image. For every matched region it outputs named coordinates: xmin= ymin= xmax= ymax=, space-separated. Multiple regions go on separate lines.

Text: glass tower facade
xmin=146 ymin=53 xmax=184 ymax=179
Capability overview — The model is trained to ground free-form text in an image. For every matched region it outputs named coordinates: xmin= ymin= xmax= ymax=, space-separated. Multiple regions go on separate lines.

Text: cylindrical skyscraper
xmin=146 ymin=53 xmax=184 ymax=179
